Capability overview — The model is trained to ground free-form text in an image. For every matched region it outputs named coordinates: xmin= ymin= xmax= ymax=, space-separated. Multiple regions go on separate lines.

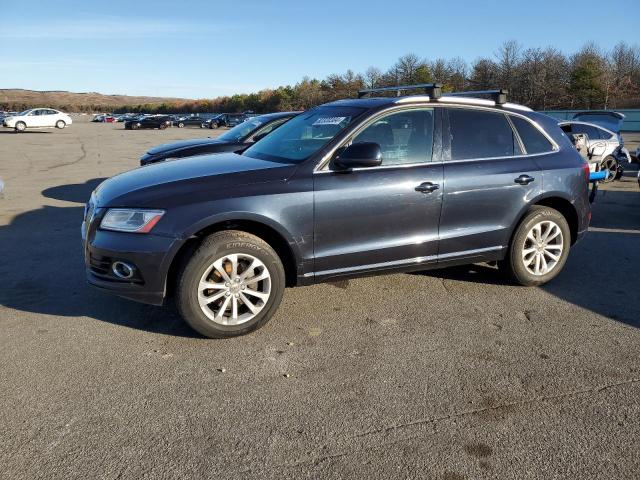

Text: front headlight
xmin=100 ymin=209 xmax=165 ymax=233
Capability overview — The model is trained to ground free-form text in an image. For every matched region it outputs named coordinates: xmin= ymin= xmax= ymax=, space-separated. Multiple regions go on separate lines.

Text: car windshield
xmin=243 ymin=106 xmax=366 ymax=163
xmin=17 ymin=110 xmax=32 ymax=116
xmin=218 ymin=118 xmax=264 ymax=142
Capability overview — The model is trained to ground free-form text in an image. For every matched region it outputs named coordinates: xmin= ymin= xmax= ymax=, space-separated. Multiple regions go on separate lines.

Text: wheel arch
xmin=508 ymin=194 xmax=579 ymax=248
xmin=165 ymin=215 xmax=300 ymax=299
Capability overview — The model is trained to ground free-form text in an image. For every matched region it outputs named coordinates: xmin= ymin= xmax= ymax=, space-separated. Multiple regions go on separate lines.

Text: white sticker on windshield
xmin=313 ymin=116 xmax=347 ymax=126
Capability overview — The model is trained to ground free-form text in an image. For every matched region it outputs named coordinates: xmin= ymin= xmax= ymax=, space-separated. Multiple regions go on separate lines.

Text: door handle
xmin=415 ymin=182 xmax=440 ymax=193
xmin=514 ymin=174 xmax=535 ymax=185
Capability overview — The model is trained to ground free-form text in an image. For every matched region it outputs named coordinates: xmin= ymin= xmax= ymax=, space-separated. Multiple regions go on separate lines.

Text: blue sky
xmin=0 ymin=0 xmax=637 ymax=99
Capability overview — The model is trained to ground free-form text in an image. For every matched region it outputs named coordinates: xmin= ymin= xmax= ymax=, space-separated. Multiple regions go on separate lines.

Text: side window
xmin=572 ymin=124 xmax=600 ymax=140
xmin=27 ymin=110 xmax=37 ymax=116
xmin=352 ymin=108 xmax=434 ymax=165
xmin=596 ymin=127 xmax=612 ymax=140
xmin=510 ymin=116 xmax=554 ymax=154
xmin=448 ymin=109 xmax=515 ymax=160
xmin=252 ymin=118 xmax=288 ymax=140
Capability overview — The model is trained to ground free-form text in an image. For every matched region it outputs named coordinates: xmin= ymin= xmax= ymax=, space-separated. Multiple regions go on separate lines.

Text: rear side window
xmin=448 ymin=109 xmax=515 ymax=160
xmin=510 ymin=116 xmax=554 ymax=154
xmin=571 ymin=124 xmax=601 ymax=140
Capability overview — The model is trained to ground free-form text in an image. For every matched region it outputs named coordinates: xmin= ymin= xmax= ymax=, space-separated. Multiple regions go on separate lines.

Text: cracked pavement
xmin=0 ymin=121 xmax=639 ymax=479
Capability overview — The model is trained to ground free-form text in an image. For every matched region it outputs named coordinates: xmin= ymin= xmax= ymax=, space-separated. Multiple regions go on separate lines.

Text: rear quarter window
xmin=510 ymin=116 xmax=554 ymax=154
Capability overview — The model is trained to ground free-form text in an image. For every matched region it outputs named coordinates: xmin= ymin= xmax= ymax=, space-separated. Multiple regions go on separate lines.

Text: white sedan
xmin=2 ymin=108 xmax=72 ymax=132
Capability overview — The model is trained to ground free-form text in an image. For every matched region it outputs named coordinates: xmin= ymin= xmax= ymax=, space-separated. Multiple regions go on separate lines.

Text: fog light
xmin=112 ymin=261 xmax=135 ymax=279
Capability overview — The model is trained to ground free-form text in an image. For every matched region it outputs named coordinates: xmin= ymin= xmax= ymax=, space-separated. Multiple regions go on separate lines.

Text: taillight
xmin=581 ymin=163 xmax=590 ymax=183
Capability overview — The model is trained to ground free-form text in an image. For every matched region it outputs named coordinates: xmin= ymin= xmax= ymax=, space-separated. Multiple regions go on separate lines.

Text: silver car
xmin=560 ymin=121 xmax=623 ymax=182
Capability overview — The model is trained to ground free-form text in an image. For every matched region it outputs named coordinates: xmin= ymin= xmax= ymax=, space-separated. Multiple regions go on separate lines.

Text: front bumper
xmin=82 ymin=210 xmax=182 ymax=305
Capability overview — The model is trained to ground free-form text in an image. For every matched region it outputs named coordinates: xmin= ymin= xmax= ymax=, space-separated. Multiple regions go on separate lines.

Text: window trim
xmin=316 ymin=105 xmax=439 ymax=172
xmin=314 ymin=104 xmax=558 ymax=172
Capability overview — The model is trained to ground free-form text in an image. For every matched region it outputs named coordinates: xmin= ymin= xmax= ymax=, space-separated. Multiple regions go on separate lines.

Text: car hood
xmin=94 ymin=152 xmax=296 ymax=208
xmin=147 ymin=138 xmax=224 ymax=155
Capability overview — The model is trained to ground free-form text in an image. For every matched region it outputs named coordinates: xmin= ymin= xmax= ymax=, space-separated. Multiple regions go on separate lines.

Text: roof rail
xmin=443 ymin=89 xmax=509 ymax=105
xmin=358 ymin=83 xmax=443 ymax=99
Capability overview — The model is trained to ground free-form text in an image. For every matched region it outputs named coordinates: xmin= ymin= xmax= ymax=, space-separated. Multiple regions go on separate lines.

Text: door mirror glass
xmin=335 ymin=142 xmax=382 ymax=169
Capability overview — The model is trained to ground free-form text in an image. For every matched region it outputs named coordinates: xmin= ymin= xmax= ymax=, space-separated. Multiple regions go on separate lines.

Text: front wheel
xmin=55 ymin=120 xmax=66 ymax=129
xmin=176 ymin=230 xmax=286 ymax=338
xmin=178 ymin=122 xmax=184 ymax=128
xmin=500 ymin=206 xmax=571 ymax=286
xmin=15 ymin=121 xmax=26 ymax=132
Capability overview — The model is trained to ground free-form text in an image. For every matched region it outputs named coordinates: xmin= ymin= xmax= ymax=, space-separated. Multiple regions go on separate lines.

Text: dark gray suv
xmin=82 ymin=85 xmax=590 ymax=338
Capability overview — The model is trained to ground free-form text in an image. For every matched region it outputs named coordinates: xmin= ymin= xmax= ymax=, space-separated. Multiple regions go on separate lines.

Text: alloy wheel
xmin=521 ymin=220 xmax=564 ymax=276
xmin=197 ymin=253 xmax=271 ymax=325
xmin=602 ymin=157 xmax=618 ymax=183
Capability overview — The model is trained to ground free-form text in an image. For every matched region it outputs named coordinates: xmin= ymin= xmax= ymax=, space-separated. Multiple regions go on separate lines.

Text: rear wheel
xmin=15 ymin=121 xmax=26 ymax=132
xmin=601 ymin=156 xmax=618 ymax=183
xmin=55 ymin=120 xmax=66 ymax=129
xmin=178 ymin=122 xmax=184 ymax=128
xmin=159 ymin=123 xmax=167 ymax=130
xmin=176 ymin=230 xmax=285 ymax=338
xmin=500 ymin=206 xmax=570 ymax=286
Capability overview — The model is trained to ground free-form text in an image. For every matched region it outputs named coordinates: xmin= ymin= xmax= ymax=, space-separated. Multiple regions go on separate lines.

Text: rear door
xmin=313 ymin=107 xmax=443 ymax=279
xmin=438 ymin=108 xmax=542 ymax=260
xmin=42 ymin=109 xmax=59 ymax=127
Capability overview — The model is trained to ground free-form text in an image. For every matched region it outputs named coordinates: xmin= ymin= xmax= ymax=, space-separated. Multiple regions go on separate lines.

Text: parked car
xmin=172 ymin=116 xmax=205 ymax=128
xmin=140 ymin=112 xmax=299 ymax=165
xmin=204 ymin=113 xmax=247 ymax=128
xmin=572 ymin=111 xmax=631 ymax=163
xmin=559 ymin=121 xmax=623 ymax=182
xmin=124 ymin=115 xmax=172 ymax=130
xmin=82 ymin=85 xmax=590 ymax=338
xmin=3 ymin=108 xmax=73 ymax=132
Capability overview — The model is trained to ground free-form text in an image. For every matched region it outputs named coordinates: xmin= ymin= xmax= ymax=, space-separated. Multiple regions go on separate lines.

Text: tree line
xmin=3 ymin=41 xmax=639 ymax=113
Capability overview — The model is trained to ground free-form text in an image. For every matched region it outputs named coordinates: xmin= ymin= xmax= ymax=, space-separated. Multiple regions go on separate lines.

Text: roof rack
xmin=357 ymin=83 xmax=443 ymax=99
xmin=442 ymin=89 xmax=509 ymax=105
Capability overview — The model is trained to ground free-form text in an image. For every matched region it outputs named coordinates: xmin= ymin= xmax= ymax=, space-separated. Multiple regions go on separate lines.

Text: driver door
xmin=313 ymin=108 xmax=443 ymax=281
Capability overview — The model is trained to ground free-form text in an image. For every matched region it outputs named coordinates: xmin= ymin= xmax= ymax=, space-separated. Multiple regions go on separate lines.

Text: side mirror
xmin=334 ymin=142 xmax=382 ymax=170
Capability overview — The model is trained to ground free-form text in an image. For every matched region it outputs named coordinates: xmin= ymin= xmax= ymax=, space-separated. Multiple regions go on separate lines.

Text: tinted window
xmin=596 ymin=127 xmax=613 ymax=140
xmin=571 ymin=124 xmax=601 ymax=140
xmin=448 ymin=109 xmax=515 ymax=160
xmin=352 ymin=109 xmax=434 ymax=165
xmin=511 ymin=116 xmax=554 ymax=154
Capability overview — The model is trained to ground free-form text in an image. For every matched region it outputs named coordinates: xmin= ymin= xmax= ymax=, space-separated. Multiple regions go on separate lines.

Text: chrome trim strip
xmin=308 ymin=255 xmax=437 ymax=278
xmin=306 ymin=246 xmax=504 ymax=278
xmin=437 ymin=246 xmax=503 ymax=260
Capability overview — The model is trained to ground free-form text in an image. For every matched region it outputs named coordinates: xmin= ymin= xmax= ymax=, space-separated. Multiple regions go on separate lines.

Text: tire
xmin=15 ymin=121 xmax=26 ymax=132
xmin=178 ymin=122 xmax=184 ymax=128
xmin=601 ymin=156 xmax=618 ymax=183
xmin=500 ymin=206 xmax=571 ymax=286
xmin=159 ymin=123 xmax=167 ymax=130
xmin=209 ymin=122 xmax=217 ymax=129
xmin=55 ymin=120 xmax=66 ymax=129
xmin=176 ymin=230 xmax=286 ymax=338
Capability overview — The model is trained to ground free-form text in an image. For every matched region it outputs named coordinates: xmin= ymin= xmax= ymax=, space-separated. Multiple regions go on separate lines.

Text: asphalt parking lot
xmin=0 ymin=120 xmax=639 ymax=479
